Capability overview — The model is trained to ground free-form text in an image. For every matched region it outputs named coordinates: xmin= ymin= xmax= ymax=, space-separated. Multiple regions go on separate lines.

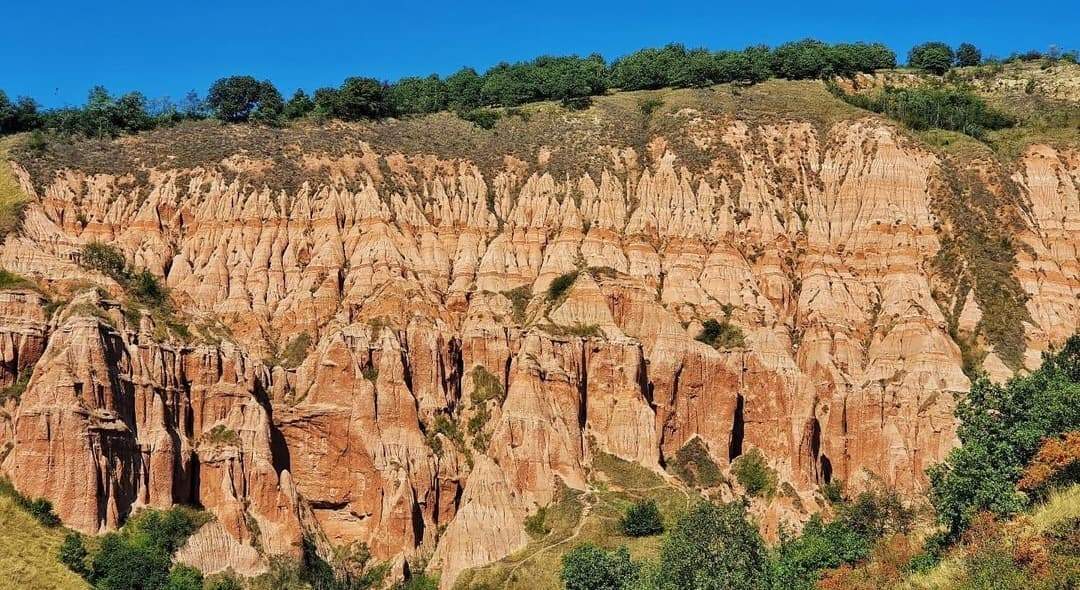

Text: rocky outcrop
xmin=1 ymin=106 xmax=1078 ymax=587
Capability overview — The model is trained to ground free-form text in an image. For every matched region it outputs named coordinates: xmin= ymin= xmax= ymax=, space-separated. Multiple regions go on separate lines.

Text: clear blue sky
xmin=5 ymin=0 xmax=1077 ymax=107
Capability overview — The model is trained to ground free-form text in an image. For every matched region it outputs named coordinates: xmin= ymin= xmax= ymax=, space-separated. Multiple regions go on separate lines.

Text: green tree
xmin=164 ymin=564 xmax=203 ymax=590
xmin=956 ymin=43 xmax=983 ymax=67
xmin=908 ymin=42 xmax=956 ymax=74
xmin=207 ymin=76 xmax=284 ymax=123
xmin=387 ymin=75 xmax=449 ymax=115
xmin=314 ymin=77 xmax=390 ymax=120
xmin=0 ymin=91 xmax=41 ymax=134
xmin=445 ymin=67 xmax=484 ymax=111
xmin=929 ymin=335 xmax=1080 ymax=535
xmin=284 ymin=89 xmax=315 ymax=119
xmin=621 ymin=499 xmax=664 ymax=537
xmin=561 ymin=544 xmax=637 ymax=590
xmin=658 ymin=501 xmax=768 ymax=590
xmin=732 ymin=448 xmax=777 ymax=497
xmin=58 ymin=532 xmax=88 ymax=575
xmin=609 ymin=44 xmax=691 ymax=90
xmin=771 ymin=39 xmax=833 ymax=79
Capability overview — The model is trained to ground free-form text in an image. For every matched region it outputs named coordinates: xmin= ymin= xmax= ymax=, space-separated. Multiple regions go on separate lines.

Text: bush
xmin=621 ymin=499 xmax=663 ymax=537
xmin=445 ymin=67 xmax=484 ymax=111
xmin=207 ymin=76 xmax=284 ymax=124
xmin=27 ymin=497 xmax=61 ymax=527
xmin=928 ymin=335 xmax=1080 ymax=535
xmin=283 ymin=89 xmax=315 ymax=119
xmin=524 ymin=505 xmax=550 ymax=537
xmin=732 ymin=448 xmax=777 ymax=497
xmin=909 ymin=42 xmax=956 ymax=74
xmin=546 ymin=271 xmax=578 ymax=301
xmin=387 ymin=75 xmax=449 ymax=115
xmin=561 ymin=544 xmax=637 ymax=590
xmin=658 ymin=501 xmax=768 ymax=590
xmin=956 ymin=43 xmax=983 ymax=67
xmin=670 ymin=436 xmax=724 ymax=487
xmin=129 ymin=269 xmax=168 ymax=308
xmin=164 ymin=564 xmax=203 ymax=590
xmin=0 ymin=91 xmax=41 ymax=134
xmin=1017 ymin=431 xmax=1080 ymax=494
xmin=80 ymin=242 xmax=129 ymax=283
xmin=59 ymin=532 xmax=88 ymax=575
xmin=830 ymin=83 xmax=1012 ymax=139
xmin=315 ymin=77 xmax=391 ymax=120
xmin=696 ymin=318 xmax=746 ymax=349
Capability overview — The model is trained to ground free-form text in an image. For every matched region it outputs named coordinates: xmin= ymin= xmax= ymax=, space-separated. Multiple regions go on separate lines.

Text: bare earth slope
xmin=0 ymin=72 xmax=1077 ymax=587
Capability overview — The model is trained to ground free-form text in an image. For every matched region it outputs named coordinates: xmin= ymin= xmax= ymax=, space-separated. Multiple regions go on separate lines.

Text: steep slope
xmin=0 ymin=495 xmax=89 ymax=590
xmin=0 ymin=76 xmax=1077 ymax=587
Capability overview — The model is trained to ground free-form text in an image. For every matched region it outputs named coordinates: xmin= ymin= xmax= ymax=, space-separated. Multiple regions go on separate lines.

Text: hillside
xmin=0 ymin=495 xmax=89 ymax=590
xmin=0 ymin=62 xmax=1076 ymax=589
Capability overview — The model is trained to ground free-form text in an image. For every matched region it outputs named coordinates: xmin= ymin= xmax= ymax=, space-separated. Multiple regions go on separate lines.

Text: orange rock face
xmin=1 ymin=111 xmax=1077 ymax=586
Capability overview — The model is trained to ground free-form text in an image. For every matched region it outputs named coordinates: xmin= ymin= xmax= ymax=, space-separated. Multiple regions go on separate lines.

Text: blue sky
xmin=5 ymin=0 xmax=1077 ymax=107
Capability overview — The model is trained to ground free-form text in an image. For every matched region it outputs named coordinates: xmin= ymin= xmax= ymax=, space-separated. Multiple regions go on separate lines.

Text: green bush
xmin=658 ymin=501 xmax=768 ymax=590
xmin=524 ymin=505 xmax=550 ymax=537
xmin=956 ymin=43 xmax=983 ymax=67
xmin=470 ymin=365 xmax=504 ymax=404
xmin=546 ymin=271 xmax=578 ymax=301
xmin=163 ymin=564 xmax=203 ymax=590
xmin=620 ymin=499 xmax=664 ymax=537
xmin=670 ymin=436 xmax=724 ymax=487
xmin=129 ymin=269 xmax=168 ymax=308
xmin=387 ymin=75 xmax=449 ymax=115
xmin=0 ymin=268 xmax=33 ymax=290
xmin=732 ymin=448 xmax=777 ymax=497
xmin=59 ymin=532 xmax=88 ymax=575
xmin=830 ymin=83 xmax=1012 ymax=139
xmin=283 ymin=89 xmax=315 ymax=119
xmin=314 ymin=77 xmax=390 ymax=120
xmin=81 ymin=242 xmax=129 ymax=283
xmin=207 ymin=76 xmax=284 ymax=123
xmin=929 ymin=335 xmax=1080 ymax=536
xmin=0 ymin=91 xmax=41 ymax=134
xmin=561 ymin=544 xmax=637 ymax=590
xmin=909 ymin=42 xmax=956 ymax=74
xmin=0 ymin=477 xmax=60 ymax=526
xmin=696 ymin=318 xmax=746 ymax=349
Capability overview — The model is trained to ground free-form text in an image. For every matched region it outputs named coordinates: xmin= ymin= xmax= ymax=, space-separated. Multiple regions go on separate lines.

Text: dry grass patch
xmin=0 ymin=495 xmax=89 ymax=590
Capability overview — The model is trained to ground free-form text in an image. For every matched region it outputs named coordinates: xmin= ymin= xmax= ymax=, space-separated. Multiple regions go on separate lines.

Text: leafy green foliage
xmin=301 ymin=537 xmax=389 ymax=590
xmin=831 ymin=83 xmax=1012 ymax=139
xmin=314 ymin=77 xmax=391 ymax=120
xmin=0 ymin=90 xmax=41 ymax=134
xmin=0 ymin=268 xmax=34 ymax=290
xmin=207 ymin=76 xmax=284 ymax=123
xmin=956 ymin=43 xmax=983 ymax=67
xmin=546 ymin=271 xmax=578 ymax=301
xmin=163 ymin=564 xmax=203 ymax=590
xmin=501 ymin=285 xmax=531 ymax=323
xmin=908 ymin=42 xmax=956 ymax=74
xmin=929 ymin=336 xmax=1080 ymax=535
xmin=0 ymin=476 xmax=61 ymax=527
xmin=561 ymin=544 xmax=637 ymax=590
xmin=771 ymin=39 xmax=895 ymax=79
xmin=696 ymin=318 xmax=746 ymax=349
xmin=274 ymin=332 xmax=313 ymax=369
xmin=80 ymin=242 xmax=129 ymax=283
xmin=283 ymin=89 xmax=315 ymax=119
xmin=732 ymin=448 xmax=778 ymax=497
xmin=620 ymin=499 xmax=664 ymax=537
xmin=470 ymin=365 xmax=504 ymax=404
xmin=387 ymin=75 xmax=449 ymax=115
xmin=670 ymin=436 xmax=724 ymax=487
xmin=768 ymin=488 xmax=913 ymax=589
xmin=658 ymin=501 xmax=768 ymax=590
xmin=58 ymin=532 xmax=88 ymax=576
xmin=524 ymin=505 xmax=551 ymax=537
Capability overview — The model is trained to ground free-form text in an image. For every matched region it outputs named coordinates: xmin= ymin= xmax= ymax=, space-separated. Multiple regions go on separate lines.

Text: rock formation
xmin=1 ymin=91 xmax=1077 ymax=586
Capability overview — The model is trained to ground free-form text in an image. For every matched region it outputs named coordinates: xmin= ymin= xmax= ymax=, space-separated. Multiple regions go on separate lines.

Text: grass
xmin=0 ymin=495 xmax=89 ymax=590
xmin=1026 ymin=484 xmax=1080 ymax=533
xmin=669 ymin=437 xmax=725 ymax=488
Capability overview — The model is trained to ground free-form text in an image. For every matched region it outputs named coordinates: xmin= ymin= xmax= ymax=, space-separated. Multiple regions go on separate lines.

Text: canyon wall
xmin=1 ymin=111 xmax=1077 ymax=586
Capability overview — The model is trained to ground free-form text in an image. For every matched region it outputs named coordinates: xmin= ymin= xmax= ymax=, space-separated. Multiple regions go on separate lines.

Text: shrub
xmin=670 ymin=436 xmax=724 ymax=487
xmin=470 ymin=365 xmax=504 ymax=404
xmin=387 ymin=75 xmax=449 ymax=115
xmin=207 ymin=76 xmax=284 ymax=123
xmin=278 ymin=332 xmax=313 ymax=369
xmin=658 ymin=501 xmax=768 ymax=590
xmin=164 ymin=564 xmax=203 ymax=590
xmin=28 ymin=497 xmax=61 ymax=527
xmin=830 ymin=83 xmax=1012 ymax=139
xmin=732 ymin=448 xmax=777 ymax=497
xmin=561 ymin=544 xmax=637 ymax=590
xmin=956 ymin=43 xmax=983 ymax=67
xmin=524 ymin=505 xmax=550 ymax=537
xmin=501 ymin=285 xmax=531 ymax=323
xmin=696 ymin=318 xmax=746 ymax=349
xmin=129 ymin=269 xmax=168 ymax=308
xmin=929 ymin=335 xmax=1080 ymax=535
xmin=621 ymin=499 xmax=663 ymax=537
xmin=458 ymin=108 xmax=500 ymax=129
xmin=315 ymin=77 xmax=391 ymax=120
xmin=0 ymin=268 xmax=33 ymax=290
xmin=909 ymin=42 xmax=956 ymax=74
xmin=0 ymin=91 xmax=41 ymax=134
xmin=445 ymin=67 xmax=484 ymax=111
xmin=283 ymin=89 xmax=315 ymax=119
xmin=59 ymin=532 xmax=88 ymax=575
xmin=546 ymin=271 xmax=578 ymax=301
xmin=80 ymin=242 xmax=129 ymax=283
xmin=1017 ymin=431 xmax=1080 ymax=494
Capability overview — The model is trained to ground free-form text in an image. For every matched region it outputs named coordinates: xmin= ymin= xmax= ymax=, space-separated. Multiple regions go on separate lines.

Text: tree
xmin=207 ymin=76 xmax=284 ymax=123
xmin=658 ymin=501 xmax=768 ymax=590
xmin=929 ymin=335 xmax=1080 ymax=535
xmin=956 ymin=43 xmax=983 ymax=67
xmin=908 ymin=42 xmax=955 ymax=74
xmin=58 ymin=533 xmax=88 ymax=575
xmin=164 ymin=564 xmax=204 ymax=590
xmin=621 ymin=499 xmax=664 ymax=537
xmin=561 ymin=544 xmax=637 ymax=590
xmin=387 ymin=75 xmax=448 ymax=115
xmin=732 ymin=448 xmax=777 ymax=497
xmin=445 ymin=67 xmax=484 ymax=111
xmin=771 ymin=39 xmax=833 ymax=79
xmin=314 ymin=77 xmax=390 ymax=120
xmin=0 ymin=91 xmax=41 ymax=134
xmin=283 ymin=89 xmax=315 ymax=119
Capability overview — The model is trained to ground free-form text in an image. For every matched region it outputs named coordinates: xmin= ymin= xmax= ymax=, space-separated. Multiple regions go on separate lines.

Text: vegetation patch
xmin=0 ymin=372 xmax=30 ymax=405
xmin=470 ymin=365 xmax=505 ymax=404
xmin=201 ymin=424 xmax=240 ymax=447
xmin=695 ymin=318 xmax=746 ymax=350
xmin=546 ymin=271 xmax=578 ymax=302
xmin=501 ymin=285 xmax=532 ymax=324
xmin=731 ymin=447 xmax=778 ymax=498
xmin=830 ymin=82 xmax=1012 ymax=139
xmin=670 ymin=437 xmax=724 ymax=488
xmin=619 ymin=500 xmax=664 ymax=537
xmin=0 ymin=494 xmax=87 ymax=590
xmin=0 ymin=139 xmax=29 ymax=241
